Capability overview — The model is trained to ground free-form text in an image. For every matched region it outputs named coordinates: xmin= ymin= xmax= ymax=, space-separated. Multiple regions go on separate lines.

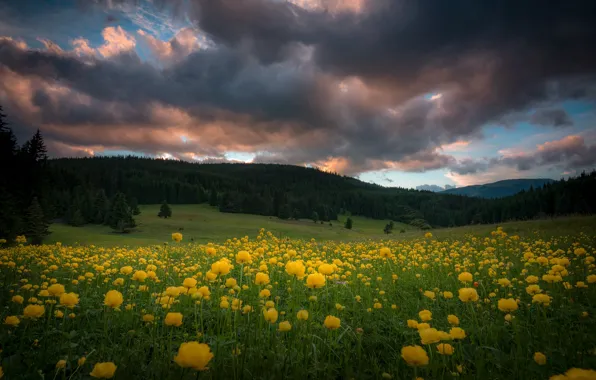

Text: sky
xmin=1 ymin=0 xmax=595 ymax=190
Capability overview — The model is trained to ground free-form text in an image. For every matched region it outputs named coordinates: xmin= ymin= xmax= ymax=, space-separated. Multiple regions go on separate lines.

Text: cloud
xmin=1 ymin=0 xmax=596 ymax=177
xmin=416 ymin=184 xmax=455 ymax=192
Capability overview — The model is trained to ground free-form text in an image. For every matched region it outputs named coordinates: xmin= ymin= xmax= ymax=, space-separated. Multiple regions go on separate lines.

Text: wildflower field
xmin=1 ymin=227 xmax=595 ymax=379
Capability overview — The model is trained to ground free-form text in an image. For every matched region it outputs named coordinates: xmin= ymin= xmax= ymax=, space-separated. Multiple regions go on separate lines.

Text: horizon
xmin=1 ymin=0 xmax=595 ymax=189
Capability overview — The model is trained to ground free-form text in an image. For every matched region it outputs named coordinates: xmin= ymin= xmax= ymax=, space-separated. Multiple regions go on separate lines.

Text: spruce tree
xmin=344 ymin=217 xmax=353 ymax=230
xmin=278 ymin=204 xmax=291 ymax=220
xmin=107 ymin=192 xmax=136 ymax=233
xmin=311 ymin=211 xmax=319 ymax=223
xmin=158 ymin=201 xmax=172 ymax=218
xmin=69 ymin=209 xmax=86 ymax=227
xmin=26 ymin=197 xmax=50 ymax=244
xmin=129 ymin=196 xmax=141 ymax=215
xmin=208 ymin=188 xmax=218 ymax=207
xmin=93 ymin=189 xmax=110 ymax=224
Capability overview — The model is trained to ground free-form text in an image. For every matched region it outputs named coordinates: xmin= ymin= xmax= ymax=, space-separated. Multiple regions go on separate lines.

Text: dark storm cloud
xmin=1 ymin=0 xmax=596 ymax=174
xmin=530 ymin=108 xmax=573 ymax=127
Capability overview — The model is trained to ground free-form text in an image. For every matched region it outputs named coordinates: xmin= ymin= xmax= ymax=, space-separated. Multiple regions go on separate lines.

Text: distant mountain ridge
xmin=441 ymin=178 xmax=555 ymax=198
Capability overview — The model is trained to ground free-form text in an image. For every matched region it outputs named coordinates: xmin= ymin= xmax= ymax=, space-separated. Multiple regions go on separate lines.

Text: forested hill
xmin=441 ymin=178 xmax=555 ymax=198
xmin=45 ymin=157 xmax=596 ymax=229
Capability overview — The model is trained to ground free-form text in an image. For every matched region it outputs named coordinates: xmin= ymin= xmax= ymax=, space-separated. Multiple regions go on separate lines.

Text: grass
xmin=46 ymin=204 xmax=415 ymax=247
xmin=47 ymin=204 xmax=596 ymax=247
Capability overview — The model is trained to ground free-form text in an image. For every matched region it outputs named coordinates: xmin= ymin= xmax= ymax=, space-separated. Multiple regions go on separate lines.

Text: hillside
xmin=441 ymin=178 xmax=555 ymax=198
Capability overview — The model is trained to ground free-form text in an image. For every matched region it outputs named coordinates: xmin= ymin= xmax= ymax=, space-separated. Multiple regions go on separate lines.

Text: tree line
xmin=1 ymin=105 xmax=596 ymax=244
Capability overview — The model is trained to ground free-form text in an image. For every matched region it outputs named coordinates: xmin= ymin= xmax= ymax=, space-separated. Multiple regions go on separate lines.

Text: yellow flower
xmin=120 ymin=266 xmax=133 ymax=275
xmin=532 ymin=294 xmax=552 ymax=306
xmin=449 ymin=327 xmax=466 ymax=340
xmin=423 ymin=291 xmax=436 ymax=300
xmin=443 ymin=291 xmax=453 ymax=299
xmin=297 ymin=309 xmax=309 ymax=321
xmin=132 ymin=270 xmax=148 ymax=281
xmin=174 ymin=342 xmax=213 ymax=371
xmin=90 ymin=362 xmax=117 ymax=378
xmin=525 ymin=275 xmax=539 ymax=284
xmin=401 ymin=345 xmax=429 ymax=366
xmin=255 ymin=272 xmax=270 ymax=285
xmin=324 ymin=315 xmax=341 ymax=330
xmin=12 ymin=295 xmax=24 ymax=304
xmin=182 ymin=278 xmax=197 ymax=289
xmin=458 ymin=272 xmax=473 ymax=283
xmin=306 ymin=273 xmax=326 ymax=289
xmin=165 ymin=312 xmax=183 ymax=326
xmin=417 ymin=323 xmax=430 ymax=331
xmin=318 ymin=264 xmax=334 ymax=275
xmin=211 ymin=260 xmax=232 ymax=276
xmin=263 ymin=308 xmax=279 ymax=323
xmin=498 ymin=298 xmax=518 ymax=312
xmin=447 ymin=315 xmax=459 ymax=326
xmin=587 ymin=274 xmax=596 ymax=284
xmin=526 ymin=285 xmax=542 ymax=295
xmin=60 ymin=293 xmax=80 ymax=308
xmin=47 ymin=284 xmax=65 ymax=296
xmin=259 ymin=289 xmax=271 ymax=298
xmin=171 ymin=232 xmax=183 ymax=242
xmin=419 ymin=328 xmax=441 ymax=344
xmin=458 ymin=288 xmax=479 ymax=302
xmin=78 ymin=357 xmax=86 ymax=366
xmin=407 ymin=320 xmax=419 ymax=329
xmin=142 ymin=314 xmax=155 ymax=323
xmin=533 ymin=352 xmax=546 ymax=365
xmin=55 ymin=310 xmax=64 ymax=318
xmin=23 ymin=305 xmax=45 ymax=319
xmin=236 ymin=250 xmax=251 ymax=264
xmin=226 ymin=278 xmax=238 ymax=288
xmin=103 ymin=290 xmax=123 ymax=308
xmin=56 ymin=360 xmax=67 ymax=369
xmin=278 ymin=321 xmax=292 ymax=332
xmin=418 ymin=310 xmax=432 ymax=321
xmin=379 ymin=247 xmax=392 ymax=257
xmin=437 ymin=343 xmax=454 ymax=355
xmin=497 ymin=278 xmax=511 ymax=287
xmin=4 ymin=316 xmax=20 ymax=326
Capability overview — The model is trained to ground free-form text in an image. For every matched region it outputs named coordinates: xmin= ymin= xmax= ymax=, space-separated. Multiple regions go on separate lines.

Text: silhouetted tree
xmin=345 ymin=217 xmax=353 ymax=230
xmin=158 ymin=201 xmax=172 ymax=218
xmin=26 ymin=197 xmax=50 ymax=244
xmin=107 ymin=192 xmax=135 ymax=233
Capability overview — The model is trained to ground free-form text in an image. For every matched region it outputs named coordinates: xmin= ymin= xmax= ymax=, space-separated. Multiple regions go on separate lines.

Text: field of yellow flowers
xmin=1 ymin=227 xmax=595 ymax=379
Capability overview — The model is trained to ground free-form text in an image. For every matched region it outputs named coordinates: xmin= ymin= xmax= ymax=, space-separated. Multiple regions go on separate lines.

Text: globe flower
xmin=236 ymin=251 xmax=251 ymax=264
xmin=47 ymin=284 xmax=65 ymax=296
xmin=4 ymin=316 xmax=20 ymax=326
xmin=171 ymin=233 xmax=183 ymax=242
xmin=263 ymin=308 xmax=279 ymax=323
xmin=458 ymin=272 xmax=473 ymax=283
xmin=297 ymin=309 xmax=309 ymax=321
xmin=286 ymin=261 xmax=306 ymax=278
xmin=132 ymin=270 xmax=148 ymax=282
xmin=90 ymin=362 xmax=117 ymax=378
xmin=182 ymin=278 xmax=197 ymax=289
xmin=401 ymin=345 xmax=429 ymax=366
xmin=103 ymin=290 xmax=123 ymax=308
xmin=423 ymin=291 xmax=436 ymax=300
xmin=449 ymin=327 xmax=466 ymax=340
xmin=324 ymin=315 xmax=341 ymax=330
xmin=12 ymin=295 xmax=24 ymax=304
xmin=443 ymin=291 xmax=454 ymax=299
xmin=419 ymin=328 xmax=441 ymax=345
xmin=165 ymin=312 xmax=183 ymax=327
xmin=447 ymin=315 xmax=459 ymax=325
xmin=407 ymin=320 xmax=419 ymax=329
xmin=458 ymin=288 xmax=479 ymax=302
xmin=60 ymin=292 xmax=80 ymax=309
xmin=211 ymin=261 xmax=232 ymax=276
xmin=23 ymin=305 xmax=45 ymax=319
xmin=56 ymin=360 xmax=66 ymax=369
xmin=437 ymin=343 xmax=454 ymax=355
xmin=306 ymin=273 xmax=326 ymax=289
xmin=174 ymin=342 xmax=213 ymax=371
xmin=534 ymin=352 xmax=546 ymax=365
xmin=278 ymin=321 xmax=292 ymax=332
xmin=526 ymin=285 xmax=542 ymax=295
xmin=255 ymin=272 xmax=270 ymax=285
xmin=120 ymin=266 xmax=133 ymax=275
xmin=142 ymin=314 xmax=155 ymax=323
xmin=225 ymin=278 xmax=238 ymax=288
xmin=498 ymin=298 xmax=518 ymax=312
xmin=418 ymin=310 xmax=432 ymax=322
xmin=532 ymin=294 xmax=552 ymax=306
xmin=318 ymin=264 xmax=334 ymax=275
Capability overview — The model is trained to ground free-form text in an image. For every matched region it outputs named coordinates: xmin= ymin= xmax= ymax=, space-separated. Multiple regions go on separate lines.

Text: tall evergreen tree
xmin=129 ymin=196 xmax=141 ymax=215
xmin=208 ymin=188 xmax=218 ymax=207
xmin=311 ymin=211 xmax=319 ymax=223
xmin=278 ymin=204 xmax=291 ymax=220
xmin=344 ymin=217 xmax=353 ymax=230
xmin=158 ymin=201 xmax=172 ymax=218
xmin=93 ymin=189 xmax=110 ymax=224
xmin=107 ymin=192 xmax=136 ymax=233
xmin=26 ymin=197 xmax=50 ymax=244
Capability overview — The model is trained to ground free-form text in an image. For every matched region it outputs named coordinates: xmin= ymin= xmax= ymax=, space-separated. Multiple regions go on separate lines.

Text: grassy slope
xmin=47 ymin=204 xmax=596 ymax=247
xmin=47 ymin=204 xmax=415 ymax=247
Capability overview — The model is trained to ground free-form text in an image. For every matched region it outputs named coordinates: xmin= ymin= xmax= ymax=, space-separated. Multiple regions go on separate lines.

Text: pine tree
xmin=311 ymin=211 xmax=319 ymax=223
xmin=107 ymin=192 xmax=136 ymax=233
xmin=344 ymin=217 xmax=353 ymax=230
xmin=208 ymin=188 xmax=218 ymax=207
xmin=278 ymin=204 xmax=291 ymax=220
xmin=26 ymin=197 xmax=50 ymax=244
xmin=129 ymin=196 xmax=141 ymax=215
xmin=69 ymin=209 xmax=86 ymax=227
xmin=0 ymin=104 xmax=17 ymax=167
xmin=158 ymin=201 xmax=172 ymax=218
xmin=93 ymin=189 xmax=110 ymax=224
